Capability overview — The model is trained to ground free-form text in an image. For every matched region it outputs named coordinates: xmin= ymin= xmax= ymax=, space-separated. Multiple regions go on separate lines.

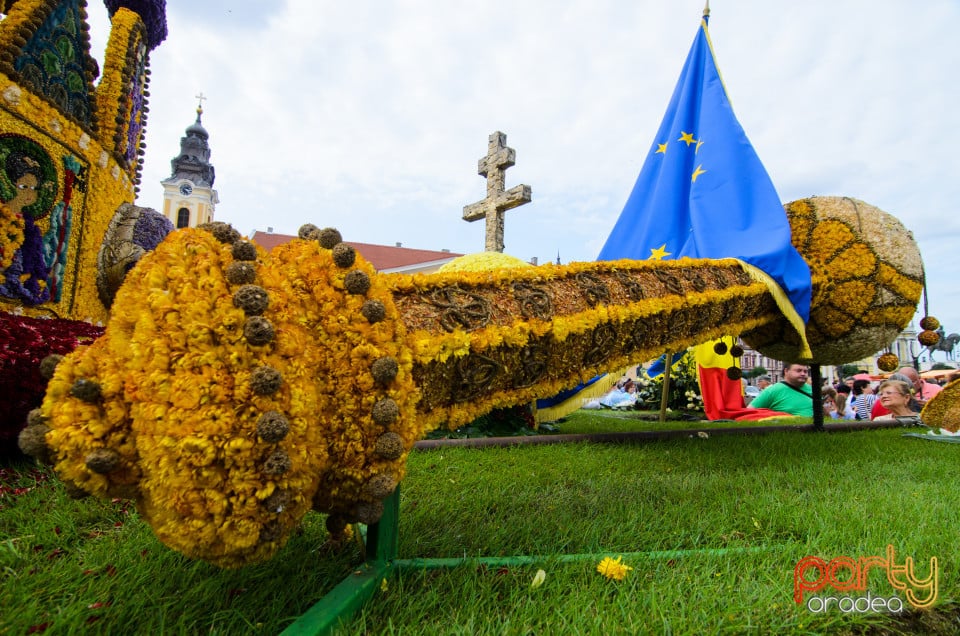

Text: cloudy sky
xmin=86 ymin=1 xmax=960 ymax=350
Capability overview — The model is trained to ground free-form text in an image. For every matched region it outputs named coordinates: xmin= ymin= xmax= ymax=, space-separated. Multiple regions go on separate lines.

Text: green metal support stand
xmin=280 ymin=484 xmax=772 ymax=635
xmin=279 ymin=489 xmax=399 ymax=635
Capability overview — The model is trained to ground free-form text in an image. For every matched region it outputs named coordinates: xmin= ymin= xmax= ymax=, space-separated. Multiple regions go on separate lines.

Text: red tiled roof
xmin=250 ymin=231 xmax=464 ymax=272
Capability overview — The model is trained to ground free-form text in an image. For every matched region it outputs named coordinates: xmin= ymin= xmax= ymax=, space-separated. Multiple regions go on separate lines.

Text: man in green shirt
xmin=748 ymin=363 xmax=813 ymax=417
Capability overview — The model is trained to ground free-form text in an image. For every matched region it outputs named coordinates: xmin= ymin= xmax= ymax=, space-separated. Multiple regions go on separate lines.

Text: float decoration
xmin=0 ymin=1 xmax=172 ymax=447
xmin=25 ymin=194 xmax=926 ymax=567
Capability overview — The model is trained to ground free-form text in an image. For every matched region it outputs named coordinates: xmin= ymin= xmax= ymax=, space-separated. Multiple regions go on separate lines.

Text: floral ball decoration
xmin=877 ymin=352 xmax=900 ymax=373
xmin=919 ymin=316 xmax=940 ymax=331
xmin=918 ymin=330 xmax=940 ymax=347
xmin=742 ymin=197 xmax=924 ymax=365
xmin=920 ymin=380 xmax=960 ymax=433
xmin=132 ymin=207 xmax=174 ymax=251
xmin=96 ymin=203 xmax=174 ymax=308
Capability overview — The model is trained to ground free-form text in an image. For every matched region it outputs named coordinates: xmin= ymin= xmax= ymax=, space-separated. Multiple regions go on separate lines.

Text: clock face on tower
xmin=179 ymin=182 xmax=193 ymax=196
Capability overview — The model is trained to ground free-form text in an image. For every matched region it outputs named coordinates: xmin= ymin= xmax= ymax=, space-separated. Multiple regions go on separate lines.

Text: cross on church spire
xmin=195 ymin=92 xmax=207 ymax=114
xmin=462 ymin=131 xmax=532 ymax=252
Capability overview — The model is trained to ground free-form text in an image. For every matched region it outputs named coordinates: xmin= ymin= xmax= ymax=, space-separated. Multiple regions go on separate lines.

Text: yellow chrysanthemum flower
xmin=0 ymin=204 xmax=25 ymax=269
xmin=596 ymin=556 xmax=633 ymax=581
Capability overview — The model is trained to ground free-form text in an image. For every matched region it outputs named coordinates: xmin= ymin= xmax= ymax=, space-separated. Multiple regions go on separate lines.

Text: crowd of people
xmin=583 ymin=362 xmax=953 ymax=423
xmin=746 ymin=363 xmax=952 ymax=422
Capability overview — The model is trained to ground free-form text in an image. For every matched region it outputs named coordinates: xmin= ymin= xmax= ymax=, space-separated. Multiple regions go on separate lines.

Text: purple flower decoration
xmin=132 ymin=209 xmax=173 ymax=252
xmin=103 ymin=0 xmax=168 ymax=50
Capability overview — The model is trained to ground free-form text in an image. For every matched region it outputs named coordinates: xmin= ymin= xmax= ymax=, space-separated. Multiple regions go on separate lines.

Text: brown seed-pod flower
xmin=256 ymin=410 xmax=290 ymax=443
xmin=250 ymin=366 xmax=283 ymax=395
xmin=343 ymin=270 xmax=371 ymax=295
xmin=725 ymin=366 xmax=742 ymax=381
xmin=371 ymin=398 xmax=400 ymax=425
xmin=225 ymin=261 xmax=257 ymax=285
xmin=231 ymin=241 xmax=258 ymax=261
xmin=730 ymin=344 xmax=744 ymax=357
xmin=260 ymin=520 xmax=283 ymax=543
xmin=363 ymin=474 xmax=397 ymax=500
xmin=373 ymin=432 xmax=404 ymax=459
xmin=26 ymin=408 xmax=46 ymax=427
xmin=877 ymin=352 xmax=900 ymax=372
xmin=298 ymin=224 xmax=321 ymax=240
xmin=317 ymin=227 xmax=342 ymax=249
xmin=332 ymin=243 xmax=356 ymax=268
xmin=919 ymin=316 xmax=940 ymax=331
xmin=39 ymin=354 xmax=63 ymax=380
xmin=361 ymin=299 xmax=386 ymax=323
xmin=713 ymin=341 xmax=728 ymax=355
xmin=262 ymin=489 xmax=291 ymax=513
xmin=264 ymin=449 xmax=292 ymax=475
xmin=70 ymin=378 xmax=102 ymax=403
xmin=371 ymin=356 xmax=399 ymax=385
xmin=201 ymin=222 xmax=240 ymax=244
xmin=18 ymin=424 xmax=52 ymax=464
xmin=233 ymin=285 xmax=269 ymax=315
xmin=353 ymin=501 xmax=385 ymax=525
xmin=244 ymin=316 xmax=275 ymax=346
xmin=85 ymin=448 xmax=121 ymax=474
xmin=918 ymin=330 xmax=940 ymax=347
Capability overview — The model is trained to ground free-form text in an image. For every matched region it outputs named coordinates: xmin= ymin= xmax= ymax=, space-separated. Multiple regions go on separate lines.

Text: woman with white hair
xmin=870 ymin=372 xmax=920 ymax=419
xmin=871 ymin=379 xmax=921 ymax=424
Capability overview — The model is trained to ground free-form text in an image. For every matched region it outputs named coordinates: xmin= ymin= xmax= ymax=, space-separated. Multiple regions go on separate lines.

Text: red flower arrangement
xmin=0 ymin=312 xmax=103 ymax=451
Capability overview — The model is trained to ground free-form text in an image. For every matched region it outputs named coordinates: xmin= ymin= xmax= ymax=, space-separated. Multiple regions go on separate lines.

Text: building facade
xmin=160 ymin=105 xmax=218 ymax=229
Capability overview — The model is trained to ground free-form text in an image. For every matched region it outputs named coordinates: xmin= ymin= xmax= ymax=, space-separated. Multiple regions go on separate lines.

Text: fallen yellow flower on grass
xmin=596 ymin=556 xmax=633 ymax=581
xmin=531 ymin=568 xmax=546 ymax=589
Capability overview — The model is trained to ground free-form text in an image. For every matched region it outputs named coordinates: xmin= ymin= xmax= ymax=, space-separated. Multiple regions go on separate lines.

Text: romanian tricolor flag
xmin=695 ymin=338 xmax=787 ymax=420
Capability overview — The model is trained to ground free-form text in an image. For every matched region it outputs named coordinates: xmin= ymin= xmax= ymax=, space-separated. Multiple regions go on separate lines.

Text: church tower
xmin=161 ymin=98 xmax=219 ymax=228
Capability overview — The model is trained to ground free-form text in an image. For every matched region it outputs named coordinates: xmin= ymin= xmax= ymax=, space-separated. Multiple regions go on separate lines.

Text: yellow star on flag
xmin=691 ymin=165 xmax=707 ymax=182
xmin=649 ymin=243 xmax=671 ymax=260
xmin=678 ymin=131 xmax=696 ymax=146
xmin=655 ymin=142 xmax=668 ymax=154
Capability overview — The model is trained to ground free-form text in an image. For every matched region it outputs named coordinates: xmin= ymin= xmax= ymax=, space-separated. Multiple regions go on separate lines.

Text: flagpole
xmin=659 ymin=352 xmax=673 ymax=424
xmin=703 ymin=0 xmax=710 ymax=19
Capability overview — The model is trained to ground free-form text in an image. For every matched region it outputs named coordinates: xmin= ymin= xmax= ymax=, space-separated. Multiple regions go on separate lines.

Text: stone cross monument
xmin=462 ymin=131 xmax=532 ymax=252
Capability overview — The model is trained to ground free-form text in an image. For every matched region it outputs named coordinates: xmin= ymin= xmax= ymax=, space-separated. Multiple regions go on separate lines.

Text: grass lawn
xmin=2 ymin=413 xmax=958 ymax=634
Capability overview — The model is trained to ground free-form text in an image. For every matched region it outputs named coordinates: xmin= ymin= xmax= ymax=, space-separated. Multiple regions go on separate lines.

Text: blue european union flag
xmin=598 ymin=17 xmax=812 ymax=322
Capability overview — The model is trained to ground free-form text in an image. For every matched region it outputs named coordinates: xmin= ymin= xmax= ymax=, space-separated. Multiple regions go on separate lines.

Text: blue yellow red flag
xmin=598 ymin=16 xmax=812 ymax=327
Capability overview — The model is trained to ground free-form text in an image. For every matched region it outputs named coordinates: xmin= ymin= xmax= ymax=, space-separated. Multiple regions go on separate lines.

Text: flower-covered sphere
xmin=918 ymin=330 xmax=941 ymax=347
xmin=742 ymin=197 xmax=924 ymax=365
xmin=877 ymin=352 xmax=900 ymax=372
